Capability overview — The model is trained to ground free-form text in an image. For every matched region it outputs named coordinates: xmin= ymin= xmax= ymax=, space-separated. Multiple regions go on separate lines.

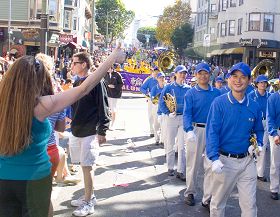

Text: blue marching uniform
xmin=158 ymin=82 xmax=190 ymax=176
xmin=267 ymin=90 xmax=280 ymax=195
xmin=183 ymin=84 xmax=221 ymax=204
xmin=219 ymin=85 xmax=230 ymax=95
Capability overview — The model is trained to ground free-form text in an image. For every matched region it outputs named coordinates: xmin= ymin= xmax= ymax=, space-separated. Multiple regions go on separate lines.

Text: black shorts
xmin=0 ymin=175 xmax=52 ymax=217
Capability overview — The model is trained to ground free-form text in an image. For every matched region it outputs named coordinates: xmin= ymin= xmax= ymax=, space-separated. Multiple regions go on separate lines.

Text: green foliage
xmin=156 ymin=0 xmax=192 ymax=46
xmin=171 ymin=23 xmax=194 ymax=57
xmin=136 ymin=27 xmax=158 ymax=46
xmin=95 ymin=0 xmax=135 ymax=44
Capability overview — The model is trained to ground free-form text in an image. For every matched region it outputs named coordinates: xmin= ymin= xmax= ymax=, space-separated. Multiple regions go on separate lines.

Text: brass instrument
xmin=269 ymin=79 xmax=280 ymax=92
xmin=158 ymin=51 xmax=177 ymax=72
xmin=249 ymin=134 xmax=260 ymax=161
xmin=251 ymin=59 xmax=276 ymax=80
xmin=163 ymin=93 xmax=176 ymax=113
xmin=151 ymin=94 xmax=160 ymax=104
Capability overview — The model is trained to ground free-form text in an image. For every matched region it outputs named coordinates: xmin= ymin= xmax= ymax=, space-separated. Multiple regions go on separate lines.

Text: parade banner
xmin=120 ymin=71 xmax=193 ymax=93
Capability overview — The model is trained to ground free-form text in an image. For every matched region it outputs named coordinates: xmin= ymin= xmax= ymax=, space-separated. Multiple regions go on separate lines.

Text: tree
xmin=156 ymin=0 xmax=192 ymax=46
xmin=171 ymin=23 xmax=194 ymax=58
xmin=137 ymin=27 xmax=158 ymax=48
xmin=95 ymin=0 xmax=135 ymax=45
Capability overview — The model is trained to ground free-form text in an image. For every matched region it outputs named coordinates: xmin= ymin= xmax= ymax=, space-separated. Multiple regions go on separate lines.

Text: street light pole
xmin=90 ymin=0 xmax=96 ymax=53
xmin=106 ymin=10 xmax=109 ymax=48
xmin=40 ymin=0 xmax=49 ymax=54
xmin=8 ymin=0 xmax=12 ymax=54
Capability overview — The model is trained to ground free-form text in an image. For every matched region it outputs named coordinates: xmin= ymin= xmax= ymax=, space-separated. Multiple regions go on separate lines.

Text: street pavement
xmin=53 ymin=92 xmax=280 ymax=217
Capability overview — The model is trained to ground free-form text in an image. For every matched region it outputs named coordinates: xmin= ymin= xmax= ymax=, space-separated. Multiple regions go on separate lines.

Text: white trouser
xmin=165 ymin=115 xmax=186 ymax=174
xmin=256 ymin=120 xmax=269 ymax=177
xmin=151 ymin=103 xmax=160 ymax=142
xmin=210 ymin=155 xmax=257 ymax=217
xmin=147 ymin=99 xmax=154 ymax=134
xmin=160 ymin=114 xmax=167 ymax=145
xmin=184 ymin=126 xmax=212 ymax=203
xmin=269 ymin=129 xmax=280 ymax=193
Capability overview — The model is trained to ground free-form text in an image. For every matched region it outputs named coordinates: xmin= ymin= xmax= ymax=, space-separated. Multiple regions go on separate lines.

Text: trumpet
xmin=151 ymin=95 xmax=160 ymax=104
xmin=163 ymin=93 xmax=176 ymax=113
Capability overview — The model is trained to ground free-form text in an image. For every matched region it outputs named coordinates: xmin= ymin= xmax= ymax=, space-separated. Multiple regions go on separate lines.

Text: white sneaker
xmin=71 ymin=196 xmax=97 ymax=207
xmin=72 ymin=202 xmax=95 ymax=217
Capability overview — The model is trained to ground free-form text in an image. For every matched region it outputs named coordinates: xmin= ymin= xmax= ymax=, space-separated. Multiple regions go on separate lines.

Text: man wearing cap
xmin=267 ymin=81 xmax=280 ymax=200
xmin=248 ymin=75 xmax=270 ymax=182
xmin=183 ymin=62 xmax=221 ymax=208
xmin=214 ymin=77 xmax=223 ymax=89
xmin=150 ymin=72 xmax=166 ymax=145
xmin=206 ymin=62 xmax=264 ymax=217
xmin=140 ymin=67 xmax=159 ymax=137
xmin=159 ymin=65 xmax=190 ymax=179
xmin=219 ymin=73 xmax=231 ymax=94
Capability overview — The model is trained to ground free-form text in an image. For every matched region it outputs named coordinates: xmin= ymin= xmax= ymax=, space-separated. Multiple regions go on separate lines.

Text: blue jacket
xmin=246 ymin=84 xmax=255 ymax=94
xmin=140 ymin=76 xmax=158 ymax=96
xmin=183 ymin=85 xmax=221 ymax=132
xmin=159 ymin=82 xmax=190 ymax=115
xmin=248 ymin=90 xmax=270 ymax=118
xmin=150 ymin=84 xmax=164 ymax=101
xmin=267 ymin=91 xmax=280 ymax=137
xmin=206 ymin=91 xmax=264 ymax=161
xmin=219 ymin=85 xmax=230 ymax=95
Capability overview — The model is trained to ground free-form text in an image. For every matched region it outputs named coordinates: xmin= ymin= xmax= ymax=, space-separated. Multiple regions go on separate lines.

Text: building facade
xmin=193 ymin=0 xmax=280 ymax=72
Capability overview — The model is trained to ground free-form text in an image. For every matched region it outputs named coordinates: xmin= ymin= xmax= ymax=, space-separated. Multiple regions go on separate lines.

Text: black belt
xmin=193 ymin=123 xmax=206 ymax=128
xmin=220 ymin=151 xmax=249 ymax=159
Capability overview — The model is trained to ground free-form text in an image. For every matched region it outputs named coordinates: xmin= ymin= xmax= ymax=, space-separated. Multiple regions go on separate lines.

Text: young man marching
xmin=206 ymin=62 xmax=264 ymax=217
xmin=183 ymin=63 xmax=220 ymax=208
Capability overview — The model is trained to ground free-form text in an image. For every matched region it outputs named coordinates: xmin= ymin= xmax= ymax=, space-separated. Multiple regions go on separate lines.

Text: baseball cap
xmin=157 ymin=72 xmax=165 ymax=78
xmin=215 ymin=77 xmax=224 ymax=82
xmin=225 ymin=73 xmax=231 ymax=79
xmin=174 ymin=65 xmax=187 ymax=73
xmin=195 ymin=63 xmax=210 ymax=73
xmin=229 ymin=62 xmax=251 ymax=77
xmin=255 ymin=75 xmax=268 ymax=83
xmin=170 ymin=72 xmax=175 ymax=77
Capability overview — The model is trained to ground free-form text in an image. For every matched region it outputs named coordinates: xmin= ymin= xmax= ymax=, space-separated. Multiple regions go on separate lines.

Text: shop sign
xmin=59 ymin=34 xmax=73 ymax=43
xmin=239 ymin=38 xmax=269 ymax=48
xmin=259 ymin=51 xmax=276 ymax=58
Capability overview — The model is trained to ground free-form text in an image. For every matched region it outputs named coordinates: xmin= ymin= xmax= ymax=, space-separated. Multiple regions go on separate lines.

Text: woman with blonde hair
xmin=0 ymin=46 xmax=124 ymax=217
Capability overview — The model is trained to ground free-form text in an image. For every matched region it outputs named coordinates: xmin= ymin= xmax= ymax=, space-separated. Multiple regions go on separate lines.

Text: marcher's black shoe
xmin=168 ymin=169 xmax=175 ymax=176
xmin=257 ymin=176 xmax=268 ymax=182
xmin=271 ymin=192 xmax=279 ymax=200
xmin=176 ymin=172 xmax=186 ymax=181
xmin=185 ymin=194 xmax=195 ymax=206
xmin=150 ymin=134 xmax=154 ymax=137
xmin=202 ymin=202 xmax=210 ymax=213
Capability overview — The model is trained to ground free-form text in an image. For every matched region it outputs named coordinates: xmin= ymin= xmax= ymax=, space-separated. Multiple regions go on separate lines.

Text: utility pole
xmin=90 ymin=0 xmax=96 ymax=54
xmin=40 ymin=0 xmax=49 ymax=54
xmin=106 ymin=10 xmax=109 ymax=49
xmin=8 ymin=0 xmax=12 ymax=54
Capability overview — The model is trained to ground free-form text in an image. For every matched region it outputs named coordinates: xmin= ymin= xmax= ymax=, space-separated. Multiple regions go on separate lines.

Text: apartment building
xmin=0 ymin=0 xmax=93 ymax=58
xmin=193 ymin=0 xmax=280 ymax=71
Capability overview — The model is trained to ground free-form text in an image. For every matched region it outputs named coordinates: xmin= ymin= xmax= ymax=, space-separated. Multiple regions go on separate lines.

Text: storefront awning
xmin=210 ymin=49 xmax=227 ymax=56
xmin=66 ymin=41 xmax=82 ymax=49
xmin=224 ymin=47 xmax=244 ymax=55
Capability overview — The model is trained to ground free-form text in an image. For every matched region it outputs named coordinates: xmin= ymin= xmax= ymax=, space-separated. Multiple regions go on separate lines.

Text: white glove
xmin=157 ymin=115 xmax=162 ymax=123
xmin=168 ymin=112 xmax=176 ymax=118
xmin=248 ymin=145 xmax=262 ymax=157
xmin=185 ymin=131 xmax=197 ymax=143
xmin=212 ymin=159 xmax=224 ymax=174
xmin=248 ymin=145 xmax=254 ymax=156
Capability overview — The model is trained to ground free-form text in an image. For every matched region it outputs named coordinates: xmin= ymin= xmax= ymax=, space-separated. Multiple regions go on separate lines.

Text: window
xmin=238 ymin=18 xmax=242 ymax=35
xmin=229 ymin=20 xmax=235 ymax=35
xmin=239 ymin=0 xmax=244 ymax=5
xmin=222 ymin=0 xmax=228 ymax=11
xmin=217 ymin=23 xmax=220 ymax=37
xmin=49 ymin=0 xmax=58 ymax=21
xmin=74 ymin=0 xmax=79 ymax=7
xmin=73 ymin=17 xmax=77 ymax=30
xmin=229 ymin=0 xmax=236 ymax=7
xmin=221 ymin=23 xmax=226 ymax=36
xmin=249 ymin=13 xmax=261 ymax=31
xmin=64 ymin=10 xmax=72 ymax=29
xmin=210 ymin=27 xmax=215 ymax=34
xmin=211 ymin=4 xmax=216 ymax=12
xmin=263 ymin=14 xmax=274 ymax=32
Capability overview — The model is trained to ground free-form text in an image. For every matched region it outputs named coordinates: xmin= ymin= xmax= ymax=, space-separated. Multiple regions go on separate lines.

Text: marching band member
xmin=183 ymin=63 xmax=221 ymax=207
xmin=159 ymin=65 xmax=190 ymax=180
xmin=140 ymin=67 xmax=159 ymax=137
xmin=214 ymin=77 xmax=223 ymax=89
xmin=219 ymin=73 xmax=231 ymax=94
xmin=206 ymin=62 xmax=264 ymax=217
xmin=267 ymin=82 xmax=280 ymax=200
xmin=150 ymin=72 xmax=166 ymax=145
xmin=248 ymin=75 xmax=270 ymax=182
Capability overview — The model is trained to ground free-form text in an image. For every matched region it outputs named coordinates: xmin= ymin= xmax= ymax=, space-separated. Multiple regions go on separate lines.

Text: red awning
xmin=66 ymin=41 xmax=82 ymax=49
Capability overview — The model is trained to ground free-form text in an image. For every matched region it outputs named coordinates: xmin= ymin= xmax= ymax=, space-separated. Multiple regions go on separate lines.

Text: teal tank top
xmin=0 ymin=117 xmax=52 ymax=180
